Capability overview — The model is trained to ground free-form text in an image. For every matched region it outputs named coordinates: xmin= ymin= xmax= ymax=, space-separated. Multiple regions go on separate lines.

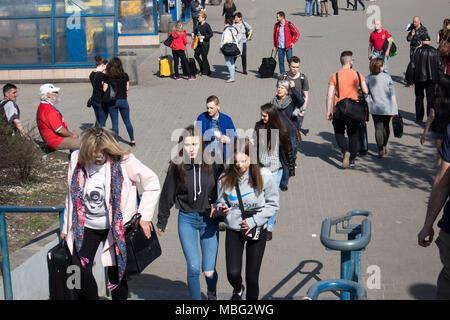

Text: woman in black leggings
xmin=217 ymin=138 xmax=279 ymax=300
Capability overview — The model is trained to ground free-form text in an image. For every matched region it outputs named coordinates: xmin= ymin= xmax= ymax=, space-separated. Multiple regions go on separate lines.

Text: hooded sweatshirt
xmin=157 ymin=163 xmax=223 ymax=230
xmin=216 ymin=168 xmax=279 ymax=231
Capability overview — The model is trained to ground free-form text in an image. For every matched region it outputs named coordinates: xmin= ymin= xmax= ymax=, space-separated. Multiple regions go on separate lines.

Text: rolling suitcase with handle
xmin=182 ymin=50 xmax=198 ymax=76
xmin=159 ymin=46 xmax=174 ymax=77
xmin=47 ymin=240 xmax=77 ymax=300
xmin=258 ymin=50 xmax=277 ymax=78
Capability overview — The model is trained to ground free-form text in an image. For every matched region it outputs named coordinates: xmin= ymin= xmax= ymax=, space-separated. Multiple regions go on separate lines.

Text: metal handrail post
xmin=0 ymin=210 xmax=13 ymax=300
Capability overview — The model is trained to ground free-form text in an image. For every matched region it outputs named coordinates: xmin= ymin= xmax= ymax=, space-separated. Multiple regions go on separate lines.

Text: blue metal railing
xmin=320 ymin=210 xmax=372 ymax=300
xmin=0 ymin=206 xmax=65 ymax=300
xmin=305 ymin=279 xmax=367 ymax=300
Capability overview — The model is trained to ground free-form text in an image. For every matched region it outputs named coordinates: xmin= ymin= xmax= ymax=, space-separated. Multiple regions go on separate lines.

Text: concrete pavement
xmin=13 ymin=0 xmax=450 ymax=299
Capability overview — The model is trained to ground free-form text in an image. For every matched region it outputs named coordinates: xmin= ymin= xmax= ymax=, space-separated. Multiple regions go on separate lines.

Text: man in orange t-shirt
xmin=326 ymin=51 xmax=368 ymax=168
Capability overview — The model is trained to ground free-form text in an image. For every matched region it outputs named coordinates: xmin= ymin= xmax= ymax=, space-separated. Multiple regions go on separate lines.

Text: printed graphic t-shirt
xmin=84 ymin=163 xmax=110 ymax=230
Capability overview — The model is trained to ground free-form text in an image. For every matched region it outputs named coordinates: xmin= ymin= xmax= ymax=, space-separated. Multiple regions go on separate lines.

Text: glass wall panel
xmin=54 ymin=0 xmax=115 ymax=16
xmin=54 ymin=16 xmax=115 ymax=64
xmin=0 ymin=18 xmax=52 ymax=65
xmin=0 ymin=0 xmax=52 ymax=18
xmin=118 ymin=0 xmax=155 ymax=34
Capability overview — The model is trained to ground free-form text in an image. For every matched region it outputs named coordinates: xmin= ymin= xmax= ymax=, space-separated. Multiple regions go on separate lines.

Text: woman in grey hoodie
xmin=217 ymin=138 xmax=279 ymax=300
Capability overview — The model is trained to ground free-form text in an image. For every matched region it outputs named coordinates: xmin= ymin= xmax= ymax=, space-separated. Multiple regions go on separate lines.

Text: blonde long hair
xmin=78 ymin=127 xmax=130 ymax=165
xmin=173 ymin=21 xmax=184 ymax=33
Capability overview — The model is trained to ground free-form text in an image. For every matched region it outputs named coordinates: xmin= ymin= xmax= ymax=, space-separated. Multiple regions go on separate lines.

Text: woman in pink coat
xmin=61 ymin=127 xmax=161 ymax=300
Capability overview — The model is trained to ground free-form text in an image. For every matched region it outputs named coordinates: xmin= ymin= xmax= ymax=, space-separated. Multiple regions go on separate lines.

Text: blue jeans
xmin=277 ymin=47 xmax=293 ymax=75
xmin=267 ymin=169 xmax=283 ymax=231
xmin=281 ymin=135 xmax=297 ymax=186
xmin=224 ymin=55 xmax=235 ymax=80
xmin=178 ymin=211 xmax=219 ymax=300
xmin=372 ymin=50 xmax=389 ymax=74
xmin=312 ymin=0 xmax=319 ymax=14
xmin=305 ymin=0 xmax=313 ymax=16
xmin=92 ymin=101 xmax=109 ymax=127
xmin=108 ymin=99 xmax=135 ymax=141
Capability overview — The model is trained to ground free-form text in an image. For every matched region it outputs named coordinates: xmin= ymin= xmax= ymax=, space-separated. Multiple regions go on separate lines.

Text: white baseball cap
xmin=40 ymin=83 xmax=60 ymax=96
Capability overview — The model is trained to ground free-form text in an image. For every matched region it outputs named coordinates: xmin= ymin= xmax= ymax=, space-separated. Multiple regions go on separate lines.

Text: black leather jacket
xmin=413 ymin=45 xmax=443 ymax=83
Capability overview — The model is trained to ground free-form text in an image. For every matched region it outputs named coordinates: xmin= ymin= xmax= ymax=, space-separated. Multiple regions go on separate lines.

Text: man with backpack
xmin=273 ymin=11 xmax=300 ymax=75
xmin=326 ymin=51 xmax=369 ymax=168
xmin=282 ymin=56 xmax=310 ymax=136
xmin=368 ymin=20 xmax=393 ymax=74
xmin=0 ymin=83 xmax=30 ymax=140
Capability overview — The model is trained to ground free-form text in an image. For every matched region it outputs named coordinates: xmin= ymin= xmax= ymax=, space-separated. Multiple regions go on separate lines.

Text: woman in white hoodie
xmin=220 ymin=16 xmax=241 ymax=83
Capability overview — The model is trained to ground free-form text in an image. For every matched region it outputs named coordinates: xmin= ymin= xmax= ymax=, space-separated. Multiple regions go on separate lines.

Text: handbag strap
xmin=234 ymin=184 xmax=245 ymax=215
xmin=335 ymin=72 xmax=340 ymax=99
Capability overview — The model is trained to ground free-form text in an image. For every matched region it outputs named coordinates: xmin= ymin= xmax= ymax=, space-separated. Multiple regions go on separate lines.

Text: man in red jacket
xmin=273 ymin=11 xmax=300 ymax=75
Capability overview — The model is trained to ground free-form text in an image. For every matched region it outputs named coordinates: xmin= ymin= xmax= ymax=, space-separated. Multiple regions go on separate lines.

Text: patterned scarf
xmin=70 ymin=157 xmax=127 ymax=291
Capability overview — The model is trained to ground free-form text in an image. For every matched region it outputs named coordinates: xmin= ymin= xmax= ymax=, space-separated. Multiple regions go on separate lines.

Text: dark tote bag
xmin=334 ymin=71 xmax=369 ymax=124
xmin=392 ymin=114 xmax=404 ymax=138
xmin=124 ymin=213 xmax=162 ymax=275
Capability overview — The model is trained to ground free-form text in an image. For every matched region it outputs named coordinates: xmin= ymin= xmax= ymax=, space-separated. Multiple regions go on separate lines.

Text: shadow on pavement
xmin=261 ymin=259 xmax=340 ymax=300
xmin=127 ymin=273 xmax=194 ymax=300
xmin=408 ymin=283 xmax=437 ymax=300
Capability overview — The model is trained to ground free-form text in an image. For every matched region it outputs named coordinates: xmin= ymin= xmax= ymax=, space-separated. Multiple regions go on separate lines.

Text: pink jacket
xmin=63 ymin=150 xmax=161 ymax=267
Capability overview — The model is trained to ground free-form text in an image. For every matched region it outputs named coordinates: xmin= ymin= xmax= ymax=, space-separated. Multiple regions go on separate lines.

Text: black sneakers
xmin=231 ymin=285 xmax=245 ymax=300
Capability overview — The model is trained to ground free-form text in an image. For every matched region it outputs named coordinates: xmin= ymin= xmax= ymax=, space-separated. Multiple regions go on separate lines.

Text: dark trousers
xmin=192 ymin=17 xmax=199 ymax=35
xmin=414 ymin=80 xmax=435 ymax=121
xmin=194 ymin=42 xmax=211 ymax=75
xmin=108 ymin=99 xmax=135 ymax=141
xmin=71 ymin=227 xmax=128 ymax=300
xmin=92 ymin=101 xmax=109 ymax=127
xmin=332 ymin=114 xmax=358 ymax=160
xmin=353 ymin=0 xmax=365 ymax=9
xmin=346 ymin=0 xmax=353 ymax=8
xmin=372 ymin=114 xmax=391 ymax=151
xmin=233 ymin=43 xmax=247 ymax=71
xmin=172 ymin=49 xmax=191 ymax=77
xmin=330 ymin=0 xmax=339 ymax=14
xmin=225 ymin=228 xmax=267 ymax=300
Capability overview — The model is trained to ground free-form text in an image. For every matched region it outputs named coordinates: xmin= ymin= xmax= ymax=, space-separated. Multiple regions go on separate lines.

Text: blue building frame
xmin=0 ymin=0 xmax=159 ymax=70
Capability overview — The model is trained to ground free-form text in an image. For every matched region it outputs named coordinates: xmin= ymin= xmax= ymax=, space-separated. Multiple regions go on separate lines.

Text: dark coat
xmin=413 ymin=45 xmax=443 ymax=84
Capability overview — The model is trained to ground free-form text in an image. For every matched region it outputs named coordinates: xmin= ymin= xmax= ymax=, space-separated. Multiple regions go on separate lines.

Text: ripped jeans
xmin=178 ymin=211 xmax=219 ymax=299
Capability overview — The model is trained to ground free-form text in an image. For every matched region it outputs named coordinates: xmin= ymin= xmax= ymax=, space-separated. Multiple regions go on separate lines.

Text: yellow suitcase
xmin=159 ymin=55 xmax=173 ymax=77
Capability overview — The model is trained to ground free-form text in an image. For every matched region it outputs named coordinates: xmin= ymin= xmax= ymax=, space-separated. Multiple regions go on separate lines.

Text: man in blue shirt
xmin=418 ymin=123 xmax=450 ymax=299
xmin=190 ymin=0 xmax=203 ymax=35
xmin=196 ymin=95 xmax=236 ymax=164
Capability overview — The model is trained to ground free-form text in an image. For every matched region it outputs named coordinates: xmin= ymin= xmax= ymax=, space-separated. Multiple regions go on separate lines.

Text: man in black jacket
xmin=413 ymin=44 xmax=443 ymax=124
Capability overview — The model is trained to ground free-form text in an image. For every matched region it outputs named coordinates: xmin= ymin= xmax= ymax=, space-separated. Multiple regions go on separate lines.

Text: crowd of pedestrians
xmin=2 ymin=0 xmax=450 ymax=302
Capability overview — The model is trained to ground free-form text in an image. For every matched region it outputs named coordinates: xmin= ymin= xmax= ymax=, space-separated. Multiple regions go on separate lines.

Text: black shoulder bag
xmin=335 ymin=71 xmax=369 ymax=124
xmin=123 ymin=213 xmax=162 ymax=275
xmin=235 ymin=184 xmax=261 ymax=241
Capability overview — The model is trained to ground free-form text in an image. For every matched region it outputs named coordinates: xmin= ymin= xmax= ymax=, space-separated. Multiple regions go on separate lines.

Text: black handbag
xmin=86 ymin=96 xmax=93 ymax=108
xmin=221 ymin=43 xmax=241 ymax=57
xmin=392 ymin=114 xmax=404 ymax=138
xmin=334 ymin=71 xmax=369 ymax=124
xmin=221 ymin=27 xmax=241 ymax=57
xmin=163 ymin=33 xmax=173 ymax=47
xmin=235 ymin=184 xmax=261 ymax=241
xmin=102 ymin=80 xmax=116 ymax=104
xmin=124 ymin=213 xmax=162 ymax=275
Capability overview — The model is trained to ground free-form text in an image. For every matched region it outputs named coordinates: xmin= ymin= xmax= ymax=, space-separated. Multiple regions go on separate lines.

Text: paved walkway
xmin=15 ymin=0 xmax=450 ymax=299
